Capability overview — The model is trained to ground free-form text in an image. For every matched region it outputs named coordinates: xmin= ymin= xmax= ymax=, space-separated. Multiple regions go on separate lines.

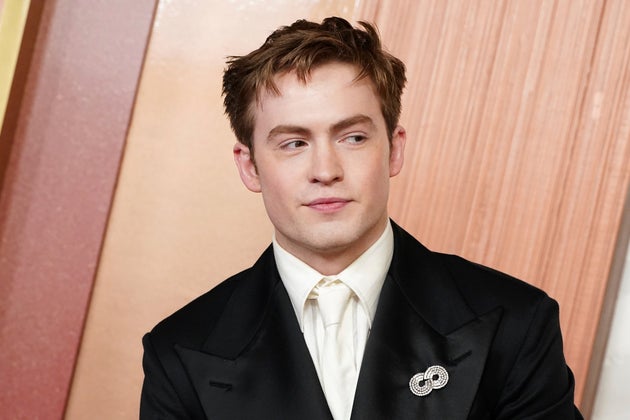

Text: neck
xmin=275 ymin=219 xmax=389 ymax=276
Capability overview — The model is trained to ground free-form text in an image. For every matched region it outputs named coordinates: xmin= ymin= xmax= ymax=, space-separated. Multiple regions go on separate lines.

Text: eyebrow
xmin=267 ymin=114 xmax=376 ymax=141
xmin=267 ymin=125 xmax=310 ymax=141
xmin=331 ymin=114 xmax=375 ymax=133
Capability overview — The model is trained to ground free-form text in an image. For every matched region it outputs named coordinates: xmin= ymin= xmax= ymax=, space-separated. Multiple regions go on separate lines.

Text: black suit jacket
xmin=141 ymin=223 xmax=582 ymax=419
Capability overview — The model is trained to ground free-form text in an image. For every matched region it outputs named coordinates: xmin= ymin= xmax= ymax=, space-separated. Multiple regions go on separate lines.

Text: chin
xmin=304 ymin=228 xmax=364 ymax=254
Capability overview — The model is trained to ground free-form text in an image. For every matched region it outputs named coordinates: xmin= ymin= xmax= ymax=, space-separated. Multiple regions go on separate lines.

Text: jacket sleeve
xmin=140 ymin=332 xmax=197 ymax=419
xmin=494 ymin=297 xmax=583 ymax=419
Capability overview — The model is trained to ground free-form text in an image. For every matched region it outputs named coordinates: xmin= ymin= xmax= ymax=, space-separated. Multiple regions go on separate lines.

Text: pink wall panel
xmin=0 ymin=1 xmax=157 ymax=418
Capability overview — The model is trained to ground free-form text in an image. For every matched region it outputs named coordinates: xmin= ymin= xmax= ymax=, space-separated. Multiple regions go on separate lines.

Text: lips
xmin=306 ymin=197 xmax=351 ymax=212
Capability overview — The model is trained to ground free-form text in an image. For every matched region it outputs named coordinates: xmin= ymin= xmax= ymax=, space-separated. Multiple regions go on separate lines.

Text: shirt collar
xmin=273 ymin=221 xmax=394 ymax=331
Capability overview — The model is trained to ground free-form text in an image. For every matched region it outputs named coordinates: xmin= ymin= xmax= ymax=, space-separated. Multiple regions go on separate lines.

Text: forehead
xmin=251 ymin=63 xmax=382 ymax=132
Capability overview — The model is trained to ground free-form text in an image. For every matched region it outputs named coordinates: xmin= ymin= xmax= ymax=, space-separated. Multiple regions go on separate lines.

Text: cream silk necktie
xmin=315 ymin=280 xmax=356 ymax=420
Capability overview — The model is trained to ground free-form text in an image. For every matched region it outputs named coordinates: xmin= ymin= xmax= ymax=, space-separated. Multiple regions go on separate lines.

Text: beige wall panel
xmin=66 ymin=0 xmax=365 ymax=418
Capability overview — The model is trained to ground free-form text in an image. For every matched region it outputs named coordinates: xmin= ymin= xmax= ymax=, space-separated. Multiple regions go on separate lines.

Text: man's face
xmin=234 ymin=62 xmax=405 ymax=274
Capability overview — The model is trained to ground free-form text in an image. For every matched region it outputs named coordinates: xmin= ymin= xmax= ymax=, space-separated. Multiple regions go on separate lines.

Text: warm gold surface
xmin=0 ymin=0 xmax=30 ymax=131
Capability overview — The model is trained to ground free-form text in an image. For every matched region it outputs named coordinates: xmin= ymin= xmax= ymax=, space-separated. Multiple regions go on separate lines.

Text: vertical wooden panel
xmin=0 ymin=1 xmax=157 ymax=418
xmin=358 ymin=0 xmax=630 ymax=410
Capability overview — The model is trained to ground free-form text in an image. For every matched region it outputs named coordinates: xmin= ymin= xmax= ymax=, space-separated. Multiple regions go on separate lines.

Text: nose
xmin=308 ymin=142 xmax=343 ymax=185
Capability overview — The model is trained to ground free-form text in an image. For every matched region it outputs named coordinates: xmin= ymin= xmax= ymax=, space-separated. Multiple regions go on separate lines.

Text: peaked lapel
xmin=174 ymin=248 xmax=333 ymax=419
xmin=351 ymin=223 xmax=503 ymax=419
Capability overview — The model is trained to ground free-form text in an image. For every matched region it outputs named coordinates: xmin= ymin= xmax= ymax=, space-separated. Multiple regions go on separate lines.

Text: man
xmin=141 ymin=17 xmax=582 ymax=419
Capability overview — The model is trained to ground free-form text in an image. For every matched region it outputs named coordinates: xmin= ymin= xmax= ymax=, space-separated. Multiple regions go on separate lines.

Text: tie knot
xmin=315 ymin=280 xmax=353 ymax=328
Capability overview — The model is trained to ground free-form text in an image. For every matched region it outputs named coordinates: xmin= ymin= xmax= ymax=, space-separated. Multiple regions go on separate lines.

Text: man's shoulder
xmin=146 ymin=246 xmax=275 ymax=350
xmin=393 ymin=222 xmax=552 ymax=313
xmin=146 ymin=268 xmax=247 ymax=348
xmin=438 ymin=252 xmax=558 ymax=338
xmin=440 ymin=252 xmax=548 ymax=306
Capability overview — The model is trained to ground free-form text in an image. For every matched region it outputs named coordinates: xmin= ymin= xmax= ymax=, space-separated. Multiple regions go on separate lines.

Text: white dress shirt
xmin=273 ymin=221 xmax=394 ymax=405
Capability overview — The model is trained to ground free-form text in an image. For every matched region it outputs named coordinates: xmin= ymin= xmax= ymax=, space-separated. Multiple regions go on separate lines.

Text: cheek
xmin=259 ymin=172 xmax=293 ymax=208
xmin=260 ymin=184 xmax=285 ymax=225
xmin=371 ymin=155 xmax=394 ymax=196
xmin=349 ymin=157 xmax=389 ymax=199
xmin=364 ymin=152 xmax=392 ymax=181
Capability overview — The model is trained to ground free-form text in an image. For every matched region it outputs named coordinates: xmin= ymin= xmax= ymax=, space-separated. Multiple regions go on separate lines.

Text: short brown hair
xmin=222 ymin=16 xmax=406 ymax=152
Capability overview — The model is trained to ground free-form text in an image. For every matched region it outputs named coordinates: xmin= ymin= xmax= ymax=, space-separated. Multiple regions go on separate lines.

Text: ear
xmin=389 ymin=125 xmax=406 ymax=177
xmin=233 ymin=142 xmax=261 ymax=193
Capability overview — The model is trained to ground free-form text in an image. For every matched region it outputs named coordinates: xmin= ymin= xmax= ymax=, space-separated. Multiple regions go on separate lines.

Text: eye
xmin=343 ymin=134 xmax=367 ymax=144
xmin=280 ymin=139 xmax=308 ymax=150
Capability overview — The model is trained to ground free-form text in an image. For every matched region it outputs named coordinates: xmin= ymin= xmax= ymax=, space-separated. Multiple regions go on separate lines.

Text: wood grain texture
xmin=357 ymin=0 xmax=630 ymax=410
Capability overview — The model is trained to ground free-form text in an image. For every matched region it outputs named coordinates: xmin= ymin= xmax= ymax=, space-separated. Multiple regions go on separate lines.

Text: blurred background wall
xmin=0 ymin=0 xmax=158 ymax=417
xmin=0 ymin=1 xmax=628 ymax=418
